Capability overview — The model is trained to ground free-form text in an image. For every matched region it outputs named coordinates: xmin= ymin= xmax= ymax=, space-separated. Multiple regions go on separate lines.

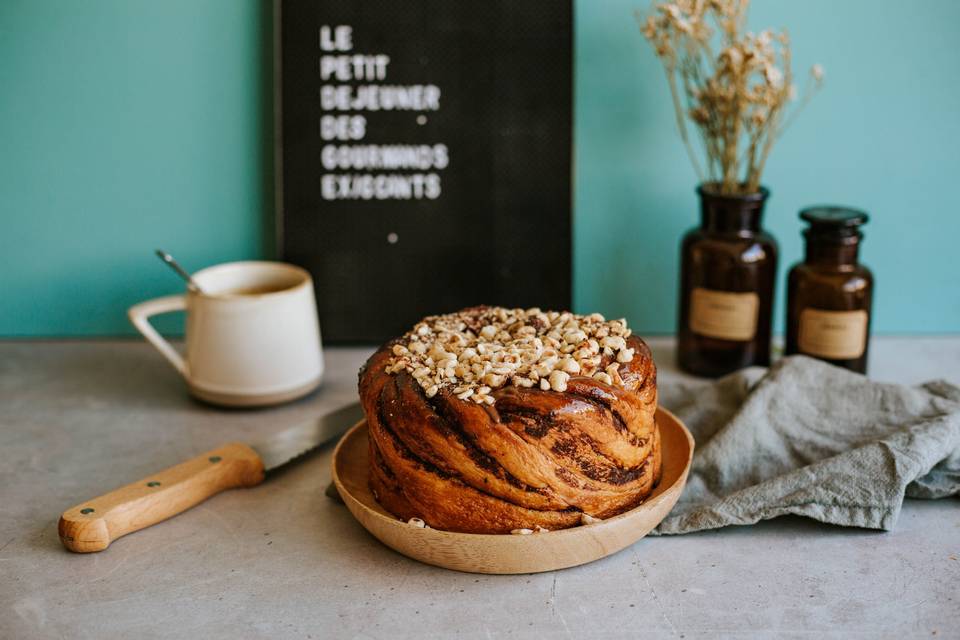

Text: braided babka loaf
xmin=359 ymin=306 xmax=660 ymax=534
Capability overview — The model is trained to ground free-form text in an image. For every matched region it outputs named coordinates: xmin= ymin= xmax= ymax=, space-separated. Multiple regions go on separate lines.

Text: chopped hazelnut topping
xmin=385 ymin=307 xmax=637 ymax=403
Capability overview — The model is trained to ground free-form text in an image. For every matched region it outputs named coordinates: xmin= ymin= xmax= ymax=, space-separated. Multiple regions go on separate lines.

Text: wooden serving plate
xmin=331 ymin=407 xmax=694 ymax=574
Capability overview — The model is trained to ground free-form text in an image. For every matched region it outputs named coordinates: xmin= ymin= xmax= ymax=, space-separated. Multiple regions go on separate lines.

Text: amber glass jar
xmin=678 ymin=185 xmax=778 ymax=377
xmin=786 ymin=207 xmax=873 ymax=373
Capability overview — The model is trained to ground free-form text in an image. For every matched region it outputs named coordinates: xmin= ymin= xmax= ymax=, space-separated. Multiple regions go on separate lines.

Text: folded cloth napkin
xmin=653 ymin=355 xmax=960 ymax=535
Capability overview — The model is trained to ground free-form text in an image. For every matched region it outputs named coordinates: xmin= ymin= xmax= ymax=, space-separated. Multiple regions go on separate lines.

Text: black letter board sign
xmin=277 ymin=0 xmax=572 ymax=343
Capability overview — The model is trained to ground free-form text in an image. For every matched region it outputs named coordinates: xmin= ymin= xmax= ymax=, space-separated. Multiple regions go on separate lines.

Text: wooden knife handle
xmin=58 ymin=442 xmax=265 ymax=553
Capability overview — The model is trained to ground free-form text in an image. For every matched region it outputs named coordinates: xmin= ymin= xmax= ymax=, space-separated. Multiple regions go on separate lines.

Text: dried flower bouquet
xmin=639 ymin=0 xmax=823 ymax=195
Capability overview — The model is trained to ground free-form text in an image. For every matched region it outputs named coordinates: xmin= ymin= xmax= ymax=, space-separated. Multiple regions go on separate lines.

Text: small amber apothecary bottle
xmin=678 ymin=185 xmax=778 ymax=377
xmin=786 ymin=207 xmax=873 ymax=373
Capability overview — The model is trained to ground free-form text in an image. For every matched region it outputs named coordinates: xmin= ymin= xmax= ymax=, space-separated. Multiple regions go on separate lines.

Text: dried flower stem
xmin=639 ymin=0 xmax=823 ymax=195
xmin=664 ymin=68 xmax=705 ymax=182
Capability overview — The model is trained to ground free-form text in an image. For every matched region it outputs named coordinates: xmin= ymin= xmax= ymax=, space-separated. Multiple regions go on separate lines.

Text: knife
xmin=58 ymin=402 xmax=363 ymax=553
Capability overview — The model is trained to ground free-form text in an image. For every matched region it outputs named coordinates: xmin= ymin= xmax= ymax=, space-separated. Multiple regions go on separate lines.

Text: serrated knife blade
xmin=58 ymin=402 xmax=364 ymax=553
xmin=252 ymin=402 xmax=363 ymax=472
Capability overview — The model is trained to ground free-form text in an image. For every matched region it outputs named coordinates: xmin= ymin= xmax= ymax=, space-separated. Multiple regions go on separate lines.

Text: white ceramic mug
xmin=129 ymin=261 xmax=324 ymax=407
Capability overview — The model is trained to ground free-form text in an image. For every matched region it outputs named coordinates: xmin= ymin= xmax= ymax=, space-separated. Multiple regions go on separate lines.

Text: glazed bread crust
xmin=360 ymin=326 xmax=660 ymax=534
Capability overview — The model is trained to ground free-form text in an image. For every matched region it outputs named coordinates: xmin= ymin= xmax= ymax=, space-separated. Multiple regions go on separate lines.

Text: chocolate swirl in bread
xmin=359 ymin=306 xmax=660 ymax=534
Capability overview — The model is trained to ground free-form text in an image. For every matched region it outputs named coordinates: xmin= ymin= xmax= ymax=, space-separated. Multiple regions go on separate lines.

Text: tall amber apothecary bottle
xmin=786 ymin=207 xmax=873 ymax=373
xmin=678 ymin=185 xmax=777 ymax=377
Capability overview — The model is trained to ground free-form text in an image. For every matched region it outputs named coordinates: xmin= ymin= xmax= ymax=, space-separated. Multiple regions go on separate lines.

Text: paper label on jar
xmin=798 ymin=309 xmax=868 ymax=360
xmin=689 ymin=288 xmax=759 ymax=341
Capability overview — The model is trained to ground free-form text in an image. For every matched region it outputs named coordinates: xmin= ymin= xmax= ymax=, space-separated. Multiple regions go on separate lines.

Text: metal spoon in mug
xmin=155 ymin=249 xmax=204 ymax=294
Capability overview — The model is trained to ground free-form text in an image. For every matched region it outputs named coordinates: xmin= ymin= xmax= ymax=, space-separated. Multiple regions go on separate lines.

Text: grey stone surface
xmin=1 ymin=337 xmax=959 ymax=639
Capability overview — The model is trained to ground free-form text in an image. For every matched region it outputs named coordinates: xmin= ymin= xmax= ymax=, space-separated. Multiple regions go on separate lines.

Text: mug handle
xmin=128 ymin=295 xmax=188 ymax=378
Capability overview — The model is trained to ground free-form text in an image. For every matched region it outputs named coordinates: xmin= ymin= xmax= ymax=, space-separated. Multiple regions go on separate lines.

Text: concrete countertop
xmin=1 ymin=337 xmax=958 ymax=639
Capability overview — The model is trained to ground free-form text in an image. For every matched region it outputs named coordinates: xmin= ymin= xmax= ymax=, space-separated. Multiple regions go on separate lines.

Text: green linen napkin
xmin=654 ymin=355 xmax=960 ymax=535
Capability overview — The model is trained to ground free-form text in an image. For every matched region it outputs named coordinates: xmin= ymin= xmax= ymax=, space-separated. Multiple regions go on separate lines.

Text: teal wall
xmin=2 ymin=0 xmax=958 ymax=337
xmin=576 ymin=0 xmax=960 ymax=334
xmin=0 ymin=0 xmax=272 ymax=336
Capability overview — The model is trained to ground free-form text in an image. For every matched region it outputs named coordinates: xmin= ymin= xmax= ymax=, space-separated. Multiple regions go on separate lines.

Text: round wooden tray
xmin=331 ymin=407 xmax=694 ymax=574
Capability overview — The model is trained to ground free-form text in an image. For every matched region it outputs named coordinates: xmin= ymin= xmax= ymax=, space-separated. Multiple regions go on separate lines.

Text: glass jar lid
xmin=799 ymin=206 xmax=869 ymax=228
xmin=800 ymin=206 xmax=868 ymax=241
